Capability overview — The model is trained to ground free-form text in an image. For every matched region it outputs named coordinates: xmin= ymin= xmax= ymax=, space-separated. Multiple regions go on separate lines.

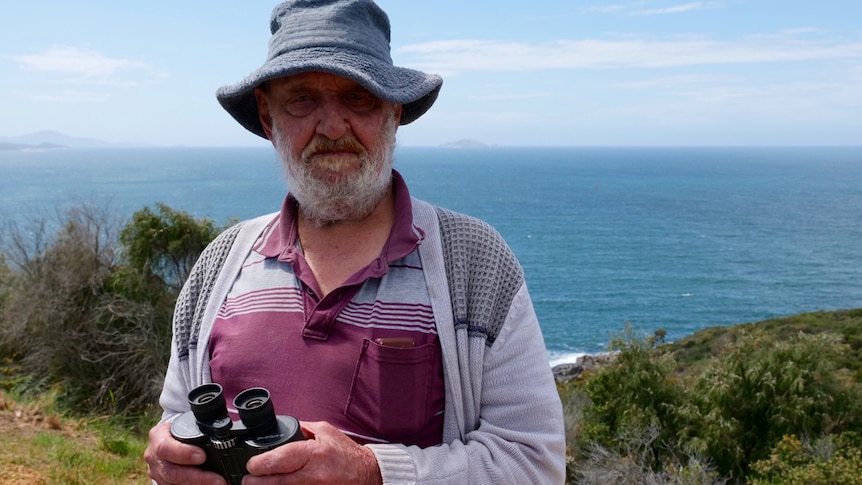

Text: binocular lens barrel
xmin=234 ymin=387 xmax=277 ymax=432
xmin=189 ymin=383 xmax=229 ymax=423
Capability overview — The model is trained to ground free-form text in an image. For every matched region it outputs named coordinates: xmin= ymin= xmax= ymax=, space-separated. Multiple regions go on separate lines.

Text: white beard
xmin=272 ymin=115 xmax=398 ymax=226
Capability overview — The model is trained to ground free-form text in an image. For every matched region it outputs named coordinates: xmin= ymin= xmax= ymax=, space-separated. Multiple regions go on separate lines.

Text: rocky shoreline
xmin=552 ymin=353 xmax=616 ymax=383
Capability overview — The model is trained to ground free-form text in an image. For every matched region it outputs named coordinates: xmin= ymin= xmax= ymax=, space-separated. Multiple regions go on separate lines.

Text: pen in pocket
xmin=373 ymin=337 xmax=416 ymax=348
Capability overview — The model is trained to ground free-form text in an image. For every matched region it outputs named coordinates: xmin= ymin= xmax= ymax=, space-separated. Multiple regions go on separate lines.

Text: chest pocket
xmin=345 ymin=338 xmax=438 ymax=441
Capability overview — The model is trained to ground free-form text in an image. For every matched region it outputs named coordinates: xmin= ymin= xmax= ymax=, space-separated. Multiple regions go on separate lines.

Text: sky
xmin=1 ymin=1 xmax=861 ymax=147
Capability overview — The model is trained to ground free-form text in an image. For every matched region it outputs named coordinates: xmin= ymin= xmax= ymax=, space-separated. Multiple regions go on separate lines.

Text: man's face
xmin=254 ymin=72 xmax=402 ymax=226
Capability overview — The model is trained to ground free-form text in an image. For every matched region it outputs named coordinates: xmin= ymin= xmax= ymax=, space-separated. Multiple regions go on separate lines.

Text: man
xmin=144 ymin=1 xmax=566 ymax=484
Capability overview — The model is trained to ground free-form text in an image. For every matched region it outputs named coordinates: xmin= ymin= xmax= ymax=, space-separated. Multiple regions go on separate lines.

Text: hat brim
xmin=216 ymin=47 xmax=442 ymax=139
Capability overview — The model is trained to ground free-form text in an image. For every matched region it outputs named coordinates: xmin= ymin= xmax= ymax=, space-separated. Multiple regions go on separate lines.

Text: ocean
xmin=2 ymin=146 xmax=861 ymax=365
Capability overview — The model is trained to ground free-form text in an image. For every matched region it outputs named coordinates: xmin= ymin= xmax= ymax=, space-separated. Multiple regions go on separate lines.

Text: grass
xmin=0 ymin=390 xmax=155 ymax=484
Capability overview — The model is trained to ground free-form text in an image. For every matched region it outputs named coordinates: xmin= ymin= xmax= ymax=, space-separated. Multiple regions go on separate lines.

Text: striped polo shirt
xmin=208 ymin=172 xmax=445 ymax=447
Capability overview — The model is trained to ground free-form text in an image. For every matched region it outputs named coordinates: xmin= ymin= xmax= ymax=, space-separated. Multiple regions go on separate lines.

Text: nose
xmin=314 ymin=97 xmax=351 ymax=140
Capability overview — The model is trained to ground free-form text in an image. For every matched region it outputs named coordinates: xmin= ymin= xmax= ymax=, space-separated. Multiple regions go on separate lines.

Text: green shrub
xmin=571 ymin=324 xmax=862 ymax=484
xmin=581 ymin=325 xmax=685 ymax=472
xmin=0 ymin=203 xmax=225 ymax=414
xmin=0 ymin=206 xmax=118 ymax=398
xmin=576 ymin=440 xmax=726 ymax=485
xmin=120 ymin=202 xmax=225 ymax=292
xmin=557 ymin=379 xmax=589 ymax=482
xmin=665 ymin=310 xmax=862 ymax=381
xmin=679 ymin=332 xmax=862 ymax=480
xmin=749 ymin=433 xmax=862 ymax=485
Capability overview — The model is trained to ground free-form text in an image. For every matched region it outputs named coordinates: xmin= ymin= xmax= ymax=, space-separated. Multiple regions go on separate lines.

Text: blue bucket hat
xmin=216 ymin=0 xmax=443 ymax=139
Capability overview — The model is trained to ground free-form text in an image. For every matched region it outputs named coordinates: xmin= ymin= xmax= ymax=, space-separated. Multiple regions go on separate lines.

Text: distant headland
xmin=0 ymin=142 xmax=67 ymax=152
xmin=0 ymin=130 xmax=143 ymax=150
xmin=439 ymin=139 xmax=491 ymax=148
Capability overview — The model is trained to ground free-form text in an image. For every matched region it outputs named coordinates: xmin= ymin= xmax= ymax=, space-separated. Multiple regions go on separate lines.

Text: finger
xmin=245 ymin=437 xmax=316 ymax=476
xmin=147 ymin=458 xmax=227 ymax=485
xmin=299 ymin=420 xmax=332 ymax=437
xmin=147 ymin=421 xmax=208 ymax=466
xmin=298 ymin=423 xmax=317 ymax=440
xmin=145 ymin=421 xmax=228 ymax=485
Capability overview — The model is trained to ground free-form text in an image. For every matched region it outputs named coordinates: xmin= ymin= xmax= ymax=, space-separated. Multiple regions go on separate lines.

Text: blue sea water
xmin=2 ymin=146 xmax=862 ymax=365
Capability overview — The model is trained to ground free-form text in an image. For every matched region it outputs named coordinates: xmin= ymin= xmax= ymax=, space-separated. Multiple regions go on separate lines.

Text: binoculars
xmin=170 ymin=383 xmax=304 ymax=485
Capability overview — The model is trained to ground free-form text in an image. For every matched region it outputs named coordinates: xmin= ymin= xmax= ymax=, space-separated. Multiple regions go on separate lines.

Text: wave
xmin=547 ymin=350 xmax=589 ymax=367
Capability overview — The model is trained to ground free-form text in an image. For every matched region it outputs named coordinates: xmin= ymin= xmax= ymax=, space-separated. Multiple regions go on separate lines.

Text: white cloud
xmin=634 ymin=2 xmax=725 ymax=16
xmin=774 ymin=28 xmax=824 ymax=36
xmin=613 ymin=72 xmax=862 ymax=107
xmin=672 ymin=85 xmax=769 ymax=103
xmin=593 ymin=75 xmax=862 ymax=128
xmin=11 ymin=46 xmax=151 ymax=81
xmin=613 ymin=74 xmax=734 ymax=90
xmin=437 ymin=109 xmax=542 ymax=125
xmin=471 ymin=92 xmax=551 ymax=102
xmin=582 ymin=5 xmax=627 ymax=14
xmin=582 ymin=1 xmax=727 ymax=16
xmin=30 ymin=90 xmax=111 ymax=103
xmin=396 ymin=34 xmax=862 ymax=73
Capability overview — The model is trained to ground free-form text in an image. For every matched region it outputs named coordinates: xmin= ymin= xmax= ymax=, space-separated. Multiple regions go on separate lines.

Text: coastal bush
xmin=572 ymin=326 xmax=727 ymax=484
xmin=0 ymin=255 xmax=11 ymax=354
xmin=576 ymin=441 xmax=726 ymax=485
xmin=749 ymin=433 xmax=862 ymax=485
xmin=581 ymin=325 xmax=685 ymax=472
xmin=0 ymin=254 xmax=9 ymax=300
xmin=570 ymin=321 xmax=862 ymax=484
xmin=678 ymin=332 xmax=862 ymax=480
xmin=557 ymin=379 xmax=589 ymax=480
xmin=0 ymin=203 xmax=224 ymax=414
xmin=119 ymin=202 xmax=226 ymax=293
xmin=0 ymin=205 xmax=118 ymax=398
xmin=665 ymin=309 xmax=862 ymax=380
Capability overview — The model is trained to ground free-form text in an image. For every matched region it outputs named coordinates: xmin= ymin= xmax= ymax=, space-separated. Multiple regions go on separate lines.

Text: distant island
xmin=0 ymin=142 xmax=67 ymax=152
xmin=0 ymin=130 xmax=142 ymax=150
xmin=439 ymin=139 xmax=490 ymax=148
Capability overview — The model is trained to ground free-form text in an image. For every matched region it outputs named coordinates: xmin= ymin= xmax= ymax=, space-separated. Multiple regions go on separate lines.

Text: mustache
xmin=302 ymin=136 xmax=366 ymax=160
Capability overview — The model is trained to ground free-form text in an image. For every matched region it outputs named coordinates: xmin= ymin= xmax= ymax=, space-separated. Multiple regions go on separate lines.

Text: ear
xmin=393 ymin=104 xmax=403 ymax=124
xmin=254 ymin=86 xmax=274 ymax=141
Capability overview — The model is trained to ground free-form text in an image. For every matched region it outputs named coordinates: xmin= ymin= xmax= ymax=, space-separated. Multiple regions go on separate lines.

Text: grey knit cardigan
xmin=159 ymin=198 xmax=566 ymax=484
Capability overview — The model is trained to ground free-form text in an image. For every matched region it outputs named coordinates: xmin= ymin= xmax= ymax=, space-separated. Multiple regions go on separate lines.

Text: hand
xmin=244 ymin=421 xmax=383 ymax=485
xmin=143 ymin=421 xmax=228 ymax=485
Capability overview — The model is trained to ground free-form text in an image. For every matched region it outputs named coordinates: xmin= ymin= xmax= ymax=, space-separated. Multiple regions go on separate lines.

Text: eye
xmin=343 ymin=90 xmax=380 ymax=114
xmin=284 ymin=94 xmax=318 ymax=118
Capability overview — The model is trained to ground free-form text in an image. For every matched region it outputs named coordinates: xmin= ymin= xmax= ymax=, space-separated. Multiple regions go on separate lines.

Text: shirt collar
xmin=253 ymin=170 xmax=425 ymax=264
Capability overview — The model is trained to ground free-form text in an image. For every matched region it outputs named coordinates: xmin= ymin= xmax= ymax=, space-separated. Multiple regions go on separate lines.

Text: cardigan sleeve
xmin=158 ymin=251 xmax=207 ymax=422
xmin=157 ymin=224 xmax=239 ymax=422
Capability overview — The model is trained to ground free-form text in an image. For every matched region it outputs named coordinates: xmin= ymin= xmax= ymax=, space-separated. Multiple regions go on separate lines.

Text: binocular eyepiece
xmin=170 ymin=383 xmax=304 ymax=485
